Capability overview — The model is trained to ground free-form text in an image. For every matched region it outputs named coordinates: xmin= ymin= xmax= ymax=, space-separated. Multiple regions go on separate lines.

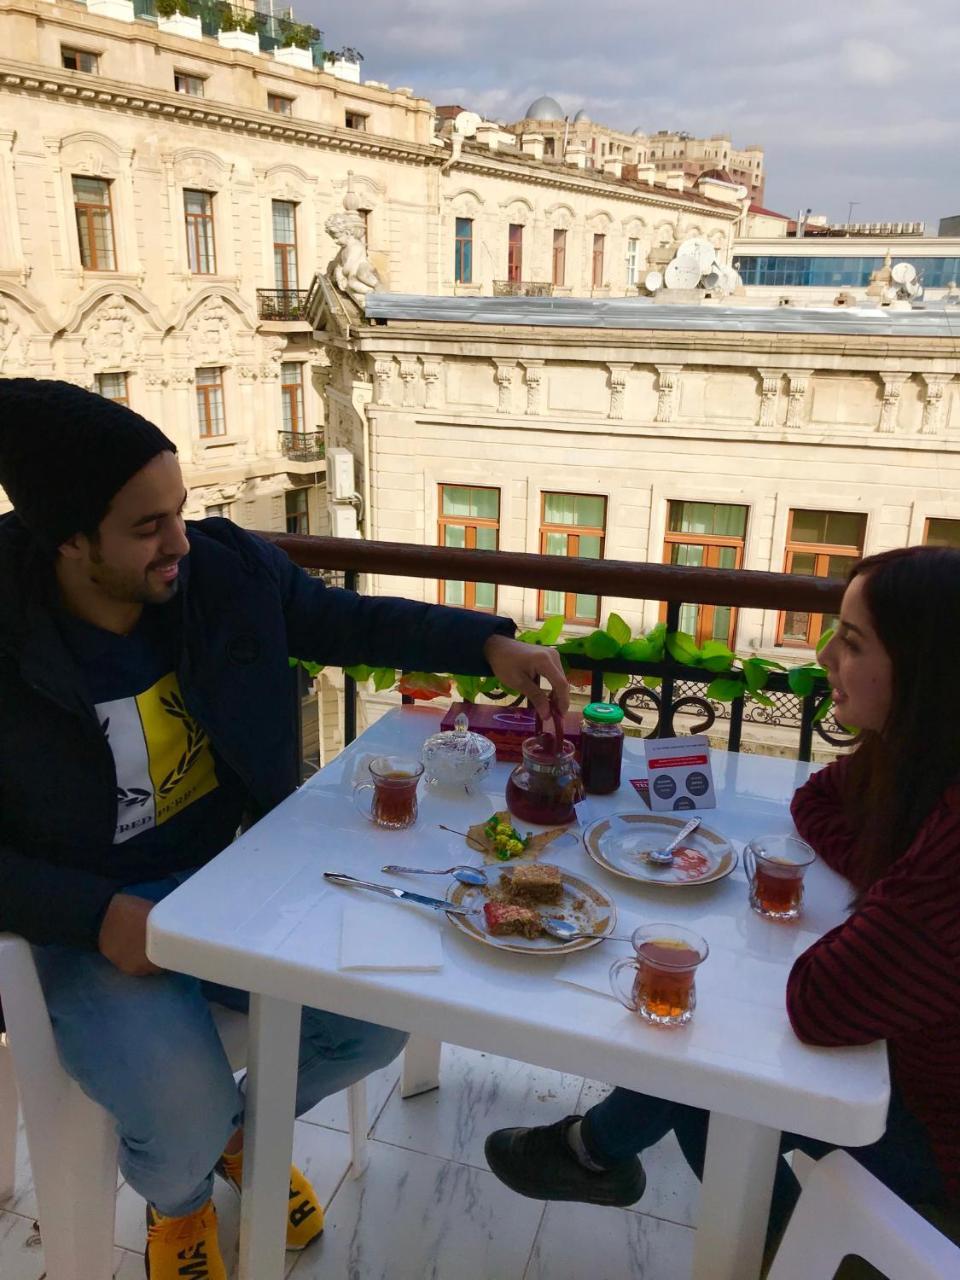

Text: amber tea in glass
xmin=353 ymin=756 xmax=424 ymax=830
xmin=745 ymin=835 xmax=815 ymax=921
xmin=610 ymin=924 xmax=708 ymax=1027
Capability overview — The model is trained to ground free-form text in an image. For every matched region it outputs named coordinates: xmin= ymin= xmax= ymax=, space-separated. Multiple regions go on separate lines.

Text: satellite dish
xmin=664 ymin=258 xmax=702 ymax=289
xmin=891 ymin=261 xmax=917 ymax=285
xmin=453 ymin=111 xmax=481 ymax=137
xmin=720 ymin=264 xmax=741 ymax=293
xmin=644 ymin=269 xmax=664 ymax=293
xmin=905 ymin=279 xmax=921 ymax=298
xmin=677 ymin=237 xmax=716 ymax=274
xmin=702 ymin=269 xmax=721 ymax=290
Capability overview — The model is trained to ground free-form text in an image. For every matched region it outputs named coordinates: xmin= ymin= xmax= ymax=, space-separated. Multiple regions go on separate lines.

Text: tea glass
xmin=609 ymin=924 xmax=709 ymax=1027
xmin=353 ymin=756 xmax=424 ymax=830
xmin=744 ymin=834 xmax=816 ymax=921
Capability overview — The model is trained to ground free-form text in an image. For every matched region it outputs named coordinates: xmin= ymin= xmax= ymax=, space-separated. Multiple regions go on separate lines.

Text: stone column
xmin=655 ymin=364 xmax=682 ymax=423
xmin=878 ymin=372 xmax=910 ymax=433
xmin=494 ymin=361 xmax=517 ymax=414
xmin=756 ymin=369 xmax=783 ymax=428
xmin=399 ymin=359 xmax=419 ymax=407
xmin=420 ymin=358 xmax=442 ymax=409
xmin=785 ymin=370 xmax=813 ymax=429
xmin=606 ymin=363 xmax=632 ymax=420
xmin=373 ymin=356 xmax=394 ymax=405
xmin=521 ymin=361 xmax=545 ymax=415
xmin=920 ymin=374 xmax=953 ymax=435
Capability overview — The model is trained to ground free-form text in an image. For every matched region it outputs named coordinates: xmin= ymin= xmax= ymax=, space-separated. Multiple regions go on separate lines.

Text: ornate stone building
xmin=0 ymin=0 xmax=737 ymax=533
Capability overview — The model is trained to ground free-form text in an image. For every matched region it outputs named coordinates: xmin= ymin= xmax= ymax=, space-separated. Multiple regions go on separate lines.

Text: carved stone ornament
xmin=187 ymin=298 xmax=235 ymax=364
xmin=522 ymin=362 xmax=544 ymax=416
xmin=757 ymin=369 xmax=782 ymax=429
xmin=399 ymin=359 xmax=419 ymax=407
xmin=878 ymin=372 xmax=910 ymax=433
xmin=655 ymin=364 xmax=681 ymax=423
xmin=920 ymin=374 xmax=953 ymax=435
xmin=495 ymin=363 xmax=516 ymax=414
xmin=144 ymin=370 xmax=167 ymax=388
xmin=0 ymin=298 xmax=25 ymax=371
xmin=325 ymin=210 xmax=380 ymax=310
xmin=606 ymin=364 xmax=630 ymax=420
xmin=786 ymin=371 xmax=812 ymax=429
xmin=170 ymin=368 xmax=195 ymax=385
xmin=421 ymin=358 xmax=442 ymax=408
xmin=237 ymin=364 xmax=260 ymax=381
xmin=373 ymin=357 xmax=394 ymax=405
xmin=82 ymin=294 xmax=141 ymax=369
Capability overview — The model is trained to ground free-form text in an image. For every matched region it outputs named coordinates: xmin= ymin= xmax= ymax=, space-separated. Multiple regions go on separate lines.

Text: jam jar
xmin=580 ymin=701 xmax=625 ymax=795
xmin=505 ymin=735 xmax=584 ymax=826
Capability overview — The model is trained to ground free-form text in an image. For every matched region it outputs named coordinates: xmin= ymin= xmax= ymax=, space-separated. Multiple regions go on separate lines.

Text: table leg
xmin=238 ymin=994 xmax=302 ymax=1280
xmin=400 ymin=1035 xmax=442 ymax=1098
xmin=691 ymin=1112 xmax=781 ymax=1280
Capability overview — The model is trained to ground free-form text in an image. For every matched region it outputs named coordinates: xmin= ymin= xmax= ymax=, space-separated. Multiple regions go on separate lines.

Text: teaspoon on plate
xmin=382 ymin=863 xmax=489 ymax=887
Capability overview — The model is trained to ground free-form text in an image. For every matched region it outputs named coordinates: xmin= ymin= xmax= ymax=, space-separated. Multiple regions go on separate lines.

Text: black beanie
xmin=0 ymin=378 xmax=176 ymax=549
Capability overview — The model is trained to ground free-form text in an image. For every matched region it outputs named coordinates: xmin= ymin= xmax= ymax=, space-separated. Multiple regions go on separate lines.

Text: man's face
xmin=68 ymin=452 xmax=191 ymax=606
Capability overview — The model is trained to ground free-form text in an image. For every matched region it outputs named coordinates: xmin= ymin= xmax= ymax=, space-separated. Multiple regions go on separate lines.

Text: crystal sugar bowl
xmin=420 ymin=713 xmax=495 ymax=795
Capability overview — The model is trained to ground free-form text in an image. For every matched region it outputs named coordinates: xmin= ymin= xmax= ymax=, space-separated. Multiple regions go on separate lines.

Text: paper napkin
xmin=338 ymin=900 xmax=444 ymax=972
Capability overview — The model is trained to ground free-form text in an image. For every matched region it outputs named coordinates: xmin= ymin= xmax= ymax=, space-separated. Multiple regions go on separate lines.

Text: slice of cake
xmin=501 ymin=863 xmax=563 ymax=905
xmin=483 ymin=901 xmax=543 ymax=940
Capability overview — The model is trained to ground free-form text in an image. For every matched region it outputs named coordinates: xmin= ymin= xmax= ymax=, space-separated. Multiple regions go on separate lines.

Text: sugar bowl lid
xmin=421 ymin=712 xmax=496 ymax=779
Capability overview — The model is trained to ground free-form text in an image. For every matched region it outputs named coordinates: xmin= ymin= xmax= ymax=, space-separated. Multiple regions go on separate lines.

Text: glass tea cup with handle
xmin=353 ymin=756 xmax=424 ymax=830
xmin=609 ymin=924 xmax=709 ymax=1027
xmin=744 ymin=834 xmax=816 ymax=921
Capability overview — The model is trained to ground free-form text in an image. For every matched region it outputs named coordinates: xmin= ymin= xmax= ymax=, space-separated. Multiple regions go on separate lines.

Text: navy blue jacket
xmin=0 ymin=514 xmax=513 ymax=949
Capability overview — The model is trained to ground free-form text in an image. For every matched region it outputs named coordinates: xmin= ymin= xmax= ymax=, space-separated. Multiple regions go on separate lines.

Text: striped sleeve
xmin=787 ymin=808 xmax=960 ymax=1047
xmin=790 ymin=755 xmax=860 ymax=878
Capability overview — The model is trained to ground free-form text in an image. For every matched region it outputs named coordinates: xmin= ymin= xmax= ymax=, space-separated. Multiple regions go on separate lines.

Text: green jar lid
xmin=583 ymin=701 xmax=624 ymax=724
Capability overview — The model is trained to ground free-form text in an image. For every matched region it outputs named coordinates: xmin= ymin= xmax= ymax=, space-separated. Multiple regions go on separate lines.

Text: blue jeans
xmin=32 ymin=872 xmax=408 ymax=1217
xmin=582 ymin=1084 xmax=946 ymax=1242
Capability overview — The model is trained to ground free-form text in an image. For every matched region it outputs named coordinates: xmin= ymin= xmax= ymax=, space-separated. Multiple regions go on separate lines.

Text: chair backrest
xmin=767 ymin=1150 xmax=960 ymax=1280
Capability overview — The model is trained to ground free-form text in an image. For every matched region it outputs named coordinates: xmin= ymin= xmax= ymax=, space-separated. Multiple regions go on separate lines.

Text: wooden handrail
xmin=262 ymin=533 xmax=846 ymax=613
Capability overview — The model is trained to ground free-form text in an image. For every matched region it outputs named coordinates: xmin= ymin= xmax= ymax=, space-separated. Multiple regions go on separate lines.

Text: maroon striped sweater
xmin=788 ymin=755 xmax=960 ymax=1201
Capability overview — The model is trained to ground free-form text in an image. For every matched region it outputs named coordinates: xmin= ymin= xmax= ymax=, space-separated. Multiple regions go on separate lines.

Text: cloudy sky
xmin=308 ymin=0 xmax=958 ymax=229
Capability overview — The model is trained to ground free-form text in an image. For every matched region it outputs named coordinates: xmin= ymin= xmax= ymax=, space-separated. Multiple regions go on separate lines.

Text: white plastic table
xmin=148 ymin=707 xmax=889 ymax=1280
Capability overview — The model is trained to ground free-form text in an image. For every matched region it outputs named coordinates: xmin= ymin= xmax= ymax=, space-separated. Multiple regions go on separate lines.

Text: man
xmin=0 ymin=378 xmax=568 ymax=1280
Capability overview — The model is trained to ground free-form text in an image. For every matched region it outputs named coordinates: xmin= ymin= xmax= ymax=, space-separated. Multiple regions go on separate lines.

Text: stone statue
xmin=325 ymin=211 xmax=379 ymax=309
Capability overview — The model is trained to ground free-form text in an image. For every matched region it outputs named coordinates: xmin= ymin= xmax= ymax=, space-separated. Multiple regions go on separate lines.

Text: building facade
xmin=0 ymin=0 xmax=739 ymax=531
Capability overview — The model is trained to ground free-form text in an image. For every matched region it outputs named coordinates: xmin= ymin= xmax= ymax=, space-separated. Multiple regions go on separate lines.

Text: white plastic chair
xmin=0 ymin=933 xmax=372 ymax=1280
xmin=0 ymin=1030 xmax=17 ymax=1200
xmin=766 ymin=1149 xmax=960 ymax=1280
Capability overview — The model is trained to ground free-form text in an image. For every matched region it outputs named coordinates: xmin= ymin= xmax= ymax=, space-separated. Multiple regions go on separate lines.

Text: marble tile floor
xmin=0 ymin=1045 xmax=700 ymax=1280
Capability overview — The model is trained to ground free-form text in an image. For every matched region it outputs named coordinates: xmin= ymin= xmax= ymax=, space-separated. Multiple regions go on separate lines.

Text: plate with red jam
xmin=583 ymin=813 xmax=737 ymax=887
xmin=444 ymin=862 xmax=616 ymax=955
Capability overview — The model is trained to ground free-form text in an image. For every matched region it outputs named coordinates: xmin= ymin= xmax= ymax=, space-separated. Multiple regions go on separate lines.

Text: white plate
xmin=445 ymin=862 xmax=616 ymax=955
xmin=583 ymin=812 xmax=737 ymax=887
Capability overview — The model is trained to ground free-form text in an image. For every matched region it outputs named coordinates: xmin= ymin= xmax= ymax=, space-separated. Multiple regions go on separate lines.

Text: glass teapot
xmin=420 ymin=712 xmax=495 ymax=794
xmin=505 ymin=709 xmax=584 ymax=826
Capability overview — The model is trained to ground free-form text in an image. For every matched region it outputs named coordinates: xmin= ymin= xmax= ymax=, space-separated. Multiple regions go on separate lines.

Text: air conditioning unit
xmin=326 ymin=447 xmax=356 ymax=501
xmin=329 ymin=502 xmax=358 ymax=538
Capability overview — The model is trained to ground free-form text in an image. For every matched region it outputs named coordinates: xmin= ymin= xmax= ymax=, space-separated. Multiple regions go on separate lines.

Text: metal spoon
xmin=644 ymin=816 xmax=702 ymax=866
xmin=541 ymin=918 xmax=632 ymax=943
xmin=382 ymin=863 xmax=489 ymax=887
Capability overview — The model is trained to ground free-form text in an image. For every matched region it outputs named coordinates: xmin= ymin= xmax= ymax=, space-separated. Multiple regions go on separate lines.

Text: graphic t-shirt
xmin=58 ymin=601 xmax=247 ymax=878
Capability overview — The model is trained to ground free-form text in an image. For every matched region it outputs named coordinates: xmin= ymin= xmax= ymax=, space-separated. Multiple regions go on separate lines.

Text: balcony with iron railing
xmin=257 ymin=289 xmax=310 ymax=323
xmin=278 ymin=431 xmax=324 ymax=461
xmin=263 ymin=534 xmax=851 ymax=761
xmin=492 ymin=281 xmax=555 ymax=297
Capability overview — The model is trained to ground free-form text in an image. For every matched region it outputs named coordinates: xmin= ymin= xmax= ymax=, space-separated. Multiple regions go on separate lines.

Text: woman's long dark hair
xmin=843 ymin=544 xmax=960 ymax=890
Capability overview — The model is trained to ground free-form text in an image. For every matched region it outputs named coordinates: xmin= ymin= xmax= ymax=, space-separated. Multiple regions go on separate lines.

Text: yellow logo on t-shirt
xmin=98 ymin=672 xmax=218 ymax=843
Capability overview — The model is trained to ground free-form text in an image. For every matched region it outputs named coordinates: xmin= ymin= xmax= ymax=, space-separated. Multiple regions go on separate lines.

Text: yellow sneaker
xmin=214 ymin=1148 xmax=324 ymax=1250
xmin=145 ymin=1200 xmax=226 ymax=1280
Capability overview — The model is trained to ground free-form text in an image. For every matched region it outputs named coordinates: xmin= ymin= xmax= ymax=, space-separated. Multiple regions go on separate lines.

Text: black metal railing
xmin=493 ymin=281 xmax=555 ymax=297
xmin=257 ymin=289 xmax=309 ymax=322
xmin=265 ymin=534 xmax=850 ymax=762
xmin=279 ymin=431 xmax=324 ymax=462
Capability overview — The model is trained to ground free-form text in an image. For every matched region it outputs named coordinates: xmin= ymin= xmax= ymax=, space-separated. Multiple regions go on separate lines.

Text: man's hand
xmin=98 ymin=893 xmax=163 ymax=977
xmin=482 ymin=633 xmax=570 ymax=718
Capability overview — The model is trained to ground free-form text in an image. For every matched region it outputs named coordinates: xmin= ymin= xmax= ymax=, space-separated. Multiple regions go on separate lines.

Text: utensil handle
xmin=381 ymin=865 xmax=444 ymax=875
xmin=664 ymin=816 xmax=701 ymax=854
xmin=324 ymin=873 xmax=398 ymax=898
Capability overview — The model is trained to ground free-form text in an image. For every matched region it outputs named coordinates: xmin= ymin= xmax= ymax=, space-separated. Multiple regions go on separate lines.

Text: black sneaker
xmin=484 ymin=1115 xmax=646 ymax=1207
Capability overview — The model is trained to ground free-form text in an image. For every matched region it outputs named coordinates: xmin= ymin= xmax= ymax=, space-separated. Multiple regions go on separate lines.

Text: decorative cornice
xmin=0 ymin=60 xmax=441 ymax=166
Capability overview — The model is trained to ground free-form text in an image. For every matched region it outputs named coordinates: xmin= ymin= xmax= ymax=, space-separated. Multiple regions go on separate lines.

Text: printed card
xmin=643 ymin=735 xmax=716 ymax=811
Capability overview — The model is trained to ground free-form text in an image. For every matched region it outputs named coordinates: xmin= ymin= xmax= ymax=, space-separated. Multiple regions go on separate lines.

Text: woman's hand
xmin=482 ymin=634 xmax=570 ymax=718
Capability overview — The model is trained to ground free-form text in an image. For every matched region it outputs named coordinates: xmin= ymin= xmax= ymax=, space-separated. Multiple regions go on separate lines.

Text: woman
xmin=485 ymin=546 xmax=960 ymax=1241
